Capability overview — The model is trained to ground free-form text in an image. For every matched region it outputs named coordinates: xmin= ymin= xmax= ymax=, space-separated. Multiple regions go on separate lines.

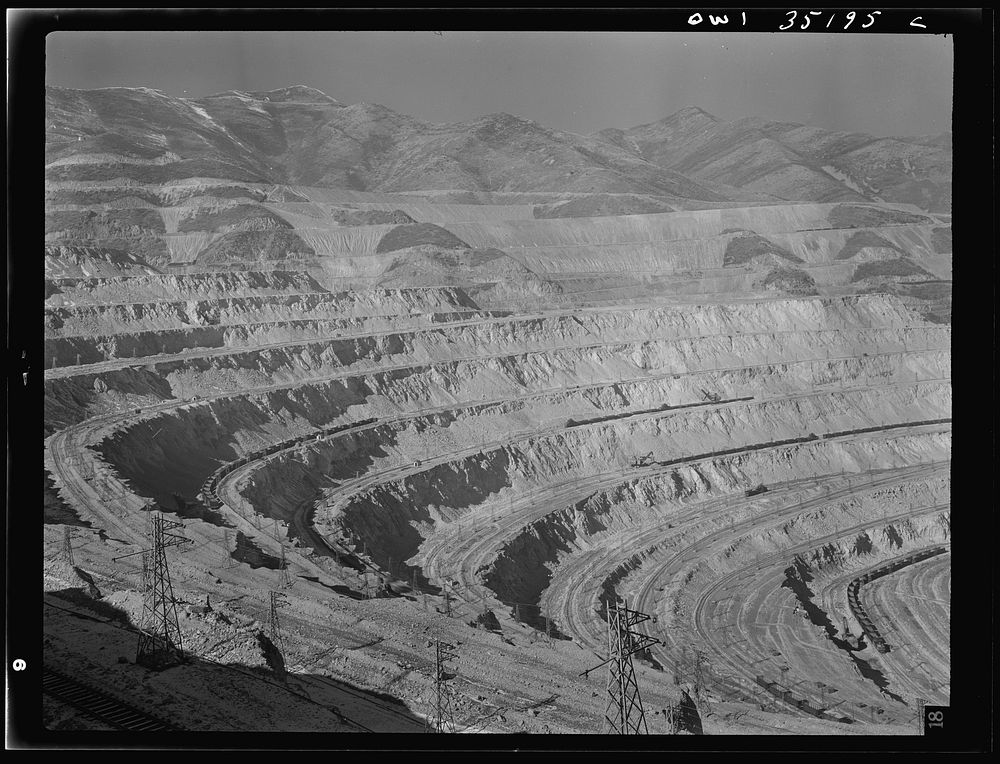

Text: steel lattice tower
xmin=277 ymin=543 xmax=293 ymax=589
xmin=63 ymin=526 xmax=75 ymax=566
xmin=603 ymin=598 xmax=660 ymax=734
xmin=431 ymin=640 xmax=458 ymax=733
xmin=268 ymin=590 xmax=288 ymax=651
xmin=220 ymin=528 xmax=235 ymax=568
xmin=135 ymin=513 xmax=189 ymax=667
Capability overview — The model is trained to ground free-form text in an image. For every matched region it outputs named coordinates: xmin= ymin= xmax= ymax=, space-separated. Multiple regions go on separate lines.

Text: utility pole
xmin=431 ymin=640 xmax=458 ymax=733
xmin=269 ymin=590 xmax=288 ymax=652
xmin=580 ymin=597 xmax=661 ymax=734
xmin=116 ymin=513 xmax=191 ymax=668
xmin=63 ymin=526 xmax=75 ymax=566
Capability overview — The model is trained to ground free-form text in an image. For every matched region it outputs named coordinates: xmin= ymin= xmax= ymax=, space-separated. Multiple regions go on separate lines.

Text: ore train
xmin=199 ymin=417 xmax=378 ymax=510
xmin=846 ymin=545 xmax=947 ymax=655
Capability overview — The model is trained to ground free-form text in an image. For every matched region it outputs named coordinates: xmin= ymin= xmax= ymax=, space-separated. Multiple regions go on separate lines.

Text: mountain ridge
xmin=45 ymin=85 xmax=949 ymax=210
xmin=595 ymin=107 xmax=950 ymax=211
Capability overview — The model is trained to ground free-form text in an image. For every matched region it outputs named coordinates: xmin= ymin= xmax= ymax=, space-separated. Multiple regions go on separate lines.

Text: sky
xmin=46 ymin=31 xmax=953 ymax=138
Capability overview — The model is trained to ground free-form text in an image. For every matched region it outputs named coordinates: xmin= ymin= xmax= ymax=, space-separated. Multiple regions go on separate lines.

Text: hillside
xmin=597 ymin=107 xmax=951 ymax=212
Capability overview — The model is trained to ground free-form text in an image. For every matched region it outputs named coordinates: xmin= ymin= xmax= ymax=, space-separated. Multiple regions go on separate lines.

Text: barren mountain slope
xmin=597 ymin=107 xmax=951 ymax=212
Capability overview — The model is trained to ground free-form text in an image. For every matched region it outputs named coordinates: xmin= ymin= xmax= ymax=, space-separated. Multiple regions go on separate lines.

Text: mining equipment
xmin=745 ymin=484 xmax=768 ymax=497
xmin=631 ymin=452 xmax=655 ymax=468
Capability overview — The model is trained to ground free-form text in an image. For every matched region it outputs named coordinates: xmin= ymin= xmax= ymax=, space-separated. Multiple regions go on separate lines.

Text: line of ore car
xmin=847 ymin=577 xmax=891 ymax=654
xmin=200 ymin=417 xmax=377 ymax=510
xmin=845 ymin=546 xmax=947 ymax=655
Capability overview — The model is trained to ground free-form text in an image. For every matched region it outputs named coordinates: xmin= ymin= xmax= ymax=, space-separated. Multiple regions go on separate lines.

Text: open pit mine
xmin=42 ymin=85 xmax=951 ymax=735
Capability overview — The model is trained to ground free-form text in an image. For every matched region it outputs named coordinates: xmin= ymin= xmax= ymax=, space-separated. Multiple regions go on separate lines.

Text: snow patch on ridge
xmin=823 ymin=165 xmax=885 ymax=203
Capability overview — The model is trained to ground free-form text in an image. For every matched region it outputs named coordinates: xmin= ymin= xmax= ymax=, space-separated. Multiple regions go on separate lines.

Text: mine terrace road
xmin=682 ymin=504 xmax=948 ymax=722
xmin=47 ymin=322 xmax=947 ymax=548
xmin=43 ymin=302 xmax=948 ymax=382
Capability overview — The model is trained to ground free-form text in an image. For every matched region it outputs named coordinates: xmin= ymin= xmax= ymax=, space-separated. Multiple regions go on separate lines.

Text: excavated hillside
xmin=43 ymin=86 xmax=951 ymax=736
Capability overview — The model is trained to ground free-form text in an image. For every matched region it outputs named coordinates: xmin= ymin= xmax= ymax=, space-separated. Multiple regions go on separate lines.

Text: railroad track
xmin=44 ymin=313 xmax=949 ymax=382
xmin=433 ymin=439 xmax=947 ymax=662
xmin=43 ymin=665 xmax=179 ymax=731
xmin=205 ymin=361 xmax=946 ymax=572
xmin=557 ymin=463 xmax=947 ymax=703
xmin=846 ymin=544 xmax=949 ymax=654
xmin=688 ymin=503 xmax=950 ymax=721
xmin=47 ymin=335 xmax=948 ymax=516
xmin=46 ymin=338 xmax=949 ymax=607
xmin=858 ymin=552 xmax=951 ymax=704
xmin=554 ymin=467 xmax=915 ymax=651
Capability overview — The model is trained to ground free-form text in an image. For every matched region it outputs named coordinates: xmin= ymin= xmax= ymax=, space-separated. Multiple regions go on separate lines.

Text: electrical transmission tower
xmin=219 ymin=528 xmax=235 ymax=568
xmin=120 ymin=513 xmax=191 ymax=668
xmin=277 ymin=542 xmax=293 ymax=589
xmin=63 ymin=526 xmax=75 ymax=566
xmin=430 ymin=640 xmax=458 ymax=733
xmin=581 ymin=598 xmax=660 ymax=734
xmin=268 ymin=590 xmax=288 ymax=651
xmin=664 ymin=702 xmax=678 ymax=733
